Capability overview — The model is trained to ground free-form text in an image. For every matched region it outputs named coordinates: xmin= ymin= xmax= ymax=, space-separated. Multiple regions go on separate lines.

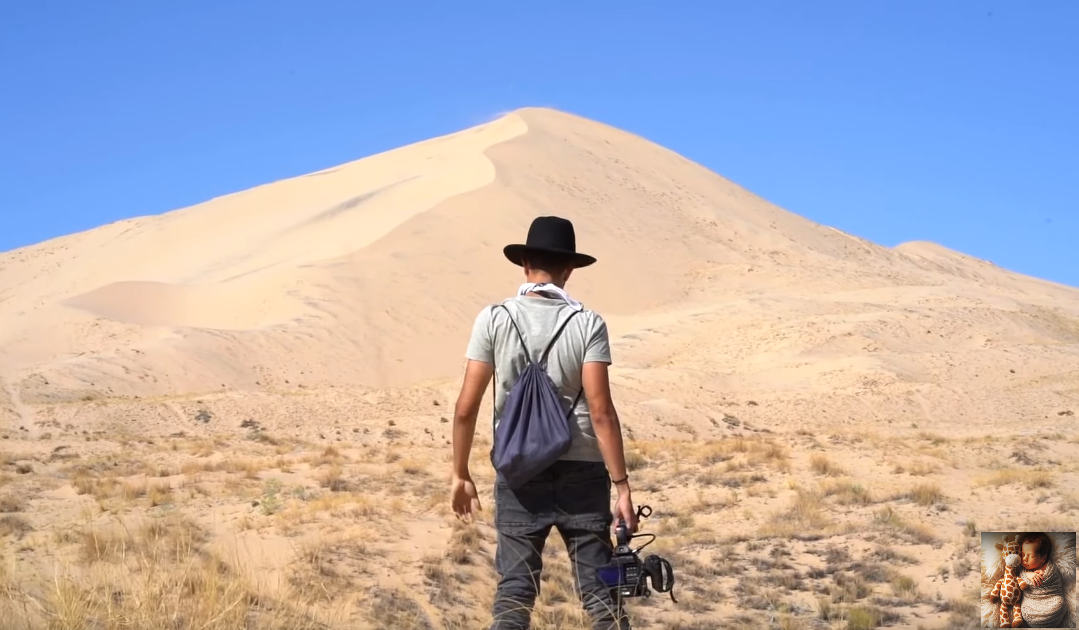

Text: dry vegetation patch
xmin=974 ymin=467 xmax=1055 ymax=489
xmin=817 ymin=478 xmax=875 ymax=506
xmin=2 ymin=512 xmax=337 ymax=629
xmin=758 ymin=485 xmax=835 ymax=540
xmin=809 ymin=454 xmax=846 ymax=477
xmin=2 ymin=421 xmax=1037 ymax=630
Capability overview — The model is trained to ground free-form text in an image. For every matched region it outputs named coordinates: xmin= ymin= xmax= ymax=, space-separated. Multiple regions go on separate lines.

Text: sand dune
xmin=2 ymin=107 xmax=1078 ymax=630
xmin=2 ymin=107 xmax=1077 ymax=415
xmin=3 ymin=108 xmax=1075 ymax=394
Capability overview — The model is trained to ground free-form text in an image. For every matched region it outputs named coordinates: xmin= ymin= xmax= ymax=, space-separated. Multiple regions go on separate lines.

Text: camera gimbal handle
xmin=614 ymin=505 xmax=653 ymax=549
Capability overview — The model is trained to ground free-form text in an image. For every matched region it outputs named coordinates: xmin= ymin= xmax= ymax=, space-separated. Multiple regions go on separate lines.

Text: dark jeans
xmin=489 ymin=460 xmax=630 ymax=630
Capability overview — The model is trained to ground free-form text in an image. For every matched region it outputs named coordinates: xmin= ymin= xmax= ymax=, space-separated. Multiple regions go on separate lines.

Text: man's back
xmin=465 ymin=294 xmax=611 ymax=462
xmin=450 ymin=215 xmax=634 ymax=630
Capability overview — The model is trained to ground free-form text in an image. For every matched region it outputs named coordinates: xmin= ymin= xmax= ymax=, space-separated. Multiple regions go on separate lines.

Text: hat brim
xmin=503 ymin=244 xmax=597 ymax=269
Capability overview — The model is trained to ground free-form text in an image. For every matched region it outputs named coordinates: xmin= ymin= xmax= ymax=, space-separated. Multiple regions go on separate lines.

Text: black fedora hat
xmin=503 ymin=216 xmax=597 ymax=268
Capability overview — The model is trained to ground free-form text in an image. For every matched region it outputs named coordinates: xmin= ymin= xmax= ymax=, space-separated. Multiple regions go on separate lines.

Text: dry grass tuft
xmin=903 ymin=482 xmax=944 ymax=506
xmin=367 ymin=586 xmax=437 ymax=629
xmin=0 ymin=495 xmax=25 ymax=514
xmin=917 ymin=432 xmax=948 ymax=446
xmin=809 ymin=454 xmax=845 ymax=476
xmin=0 ymin=515 xmax=32 ymax=539
xmin=975 ymin=468 xmax=1054 ymax=489
xmin=872 ymin=505 xmax=938 ymax=545
xmin=818 ymin=478 xmax=874 ymax=505
xmin=759 ymin=486 xmax=832 ymax=539
xmin=624 ymin=450 xmax=649 ymax=471
xmin=688 ymin=437 xmax=791 ymax=471
xmin=892 ymin=459 xmax=942 ymax=476
xmin=929 ymin=594 xmax=980 ymax=630
xmin=445 ymin=519 xmax=487 ymax=566
xmin=319 ymin=463 xmax=347 ymax=491
xmin=287 ymin=537 xmax=371 ymax=606
xmin=890 ymin=572 xmax=920 ymax=602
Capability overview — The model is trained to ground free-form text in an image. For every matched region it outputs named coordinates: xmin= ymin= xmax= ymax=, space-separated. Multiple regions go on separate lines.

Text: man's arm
xmin=453 ymin=307 xmax=495 ymax=481
xmin=580 ymin=314 xmax=631 ymax=491
xmin=453 ymin=359 xmax=493 ymax=480
xmin=582 ymin=361 xmax=631 ymax=494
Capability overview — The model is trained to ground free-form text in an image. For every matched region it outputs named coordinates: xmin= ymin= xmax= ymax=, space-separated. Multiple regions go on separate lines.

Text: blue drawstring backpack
xmin=490 ymin=304 xmax=583 ymax=489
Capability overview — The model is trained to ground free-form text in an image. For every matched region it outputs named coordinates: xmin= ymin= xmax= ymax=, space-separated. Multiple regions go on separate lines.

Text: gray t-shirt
xmin=465 ymin=295 xmax=611 ymax=462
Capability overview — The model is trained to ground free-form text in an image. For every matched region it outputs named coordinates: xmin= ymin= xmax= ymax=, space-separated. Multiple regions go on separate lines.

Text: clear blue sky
xmin=2 ymin=1 xmax=1076 ymax=286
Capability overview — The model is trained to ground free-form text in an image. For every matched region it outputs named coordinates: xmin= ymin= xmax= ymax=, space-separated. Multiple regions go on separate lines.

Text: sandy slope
xmin=3 ymin=107 xmax=1077 ymax=408
xmin=2 ymin=107 xmax=1077 ymax=435
xmin=2 ymin=107 xmax=1079 ymax=630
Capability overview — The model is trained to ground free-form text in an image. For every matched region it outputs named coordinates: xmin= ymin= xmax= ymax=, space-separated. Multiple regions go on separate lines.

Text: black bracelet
xmin=611 ymin=475 xmax=629 ymax=485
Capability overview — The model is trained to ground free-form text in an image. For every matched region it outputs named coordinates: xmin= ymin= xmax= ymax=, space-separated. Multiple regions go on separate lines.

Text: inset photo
xmin=980 ymin=531 xmax=1076 ymax=628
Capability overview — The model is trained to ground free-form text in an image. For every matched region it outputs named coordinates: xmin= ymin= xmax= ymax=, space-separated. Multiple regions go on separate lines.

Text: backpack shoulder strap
xmin=493 ymin=303 xmax=532 ymax=365
xmin=538 ymin=308 xmax=583 ymax=368
xmin=542 ymin=308 xmax=586 ymax=422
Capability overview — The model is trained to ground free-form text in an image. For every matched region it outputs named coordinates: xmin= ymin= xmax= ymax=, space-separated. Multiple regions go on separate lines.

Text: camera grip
xmin=614 ymin=518 xmax=631 ymax=549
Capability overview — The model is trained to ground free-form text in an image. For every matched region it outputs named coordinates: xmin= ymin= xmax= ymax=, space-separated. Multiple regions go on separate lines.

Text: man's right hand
xmin=614 ymin=489 xmax=638 ymax=536
xmin=450 ymin=474 xmax=481 ymax=523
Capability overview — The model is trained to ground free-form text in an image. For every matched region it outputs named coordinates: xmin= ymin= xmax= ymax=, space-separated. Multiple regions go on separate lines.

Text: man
xmin=451 ymin=215 xmax=638 ymax=630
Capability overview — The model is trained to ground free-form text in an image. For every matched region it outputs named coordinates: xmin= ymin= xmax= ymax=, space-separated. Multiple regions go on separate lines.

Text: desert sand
xmin=1 ymin=106 xmax=1078 ymax=629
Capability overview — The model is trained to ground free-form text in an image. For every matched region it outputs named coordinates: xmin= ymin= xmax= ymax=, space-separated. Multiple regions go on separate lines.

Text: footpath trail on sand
xmin=1 ymin=373 xmax=38 ymax=439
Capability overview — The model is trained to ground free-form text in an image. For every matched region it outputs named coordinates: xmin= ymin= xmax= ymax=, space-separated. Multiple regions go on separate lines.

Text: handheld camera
xmin=598 ymin=505 xmax=678 ymax=603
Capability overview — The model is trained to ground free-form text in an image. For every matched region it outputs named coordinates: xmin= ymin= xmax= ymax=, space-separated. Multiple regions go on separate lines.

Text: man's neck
xmin=525 ymin=273 xmax=563 ymax=289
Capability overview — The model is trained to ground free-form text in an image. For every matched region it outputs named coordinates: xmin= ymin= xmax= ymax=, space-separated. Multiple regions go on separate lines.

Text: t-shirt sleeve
xmin=465 ymin=306 xmax=494 ymax=363
xmin=584 ymin=312 xmax=612 ymax=364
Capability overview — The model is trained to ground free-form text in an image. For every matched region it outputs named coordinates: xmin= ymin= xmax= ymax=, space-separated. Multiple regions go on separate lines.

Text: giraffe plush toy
xmin=989 ymin=534 xmax=1037 ymax=627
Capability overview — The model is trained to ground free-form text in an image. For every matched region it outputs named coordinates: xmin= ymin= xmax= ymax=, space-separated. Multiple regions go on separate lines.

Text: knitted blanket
xmin=1019 ymin=560 xmax=1066 ymax=628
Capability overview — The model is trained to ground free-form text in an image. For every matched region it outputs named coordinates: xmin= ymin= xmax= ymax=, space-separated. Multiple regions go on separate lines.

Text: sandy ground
xmin=2 ymin=107 xmax=1078 ymax=629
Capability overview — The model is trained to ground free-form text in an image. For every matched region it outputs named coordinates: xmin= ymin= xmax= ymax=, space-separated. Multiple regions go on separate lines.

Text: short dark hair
xmin=521 ymin=251 xmax=575 ymax=273
xmin=1020 ymin=532 xmax=1052 ymax=559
